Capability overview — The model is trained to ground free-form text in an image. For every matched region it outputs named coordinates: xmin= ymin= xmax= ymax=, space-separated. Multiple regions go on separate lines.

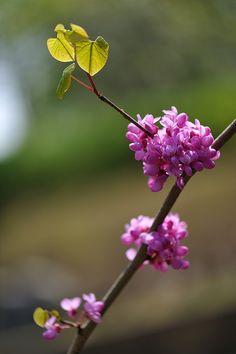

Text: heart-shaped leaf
xmin=70 ymin=24 xmax=88 ymax=40
xmin=47 ymin=32 xmax=74 ymax=62
xmin=33 ymin=307 xmax=49 ymax=328
xmin=54 ymin=24 xmax=66 ymax=33
xmin=75 ymin=36 xmax=109 ymax=76
xmin=56 ymin=63 xmax=76 ymax=99
xmin=50 ymin=310 xmax=61 ymax=320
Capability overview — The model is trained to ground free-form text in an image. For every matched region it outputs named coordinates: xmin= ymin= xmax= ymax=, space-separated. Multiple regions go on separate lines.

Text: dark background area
xmin=0 ymin=1 xmax=235 ymax=353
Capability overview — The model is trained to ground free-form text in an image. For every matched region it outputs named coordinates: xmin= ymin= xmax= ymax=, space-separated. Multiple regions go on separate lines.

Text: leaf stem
xmin=71 ymin=76 xmax=93 ymax=92
xmin=67 ymin=119 xmax=236 ymax=354
xmin=87 ymin=74 xmax=99 ymax=96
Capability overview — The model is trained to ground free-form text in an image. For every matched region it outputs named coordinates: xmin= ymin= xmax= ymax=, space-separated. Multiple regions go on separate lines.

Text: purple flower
xmin=126 ymin=114 xmax=159 ymax=161
xmin=43 ymin=316 xmax=61 ymax=340
xmin=83 ymin=293 xmax=104 ymax=324
xmin=121 ymin=215 xmax=154 ymax=246
xmin=126 ymin=248 xmax=137 ymax=261
xmin=122 ymin=213 xmax=189 ymax=272
xmin=126 ymin=108 xmax=220 ymax=192
xmin=147 ymin=213 xmax=189 ymax=271
xmin=60 ymin=297 xmax=81 ymax=317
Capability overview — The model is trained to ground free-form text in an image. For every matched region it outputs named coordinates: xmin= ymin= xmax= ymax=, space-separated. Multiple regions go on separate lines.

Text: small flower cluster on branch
xmin=126 ymin=106 xmax=220 ymax=191
xmin=33 ymin=293 xmax=104 ymax=340
xmin=121 ymin=213 xmax=189 ymax=272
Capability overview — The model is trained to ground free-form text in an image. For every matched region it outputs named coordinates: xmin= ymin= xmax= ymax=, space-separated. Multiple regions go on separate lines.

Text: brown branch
xmin=67 ymin=119 xmax=236 ymax=354
xmin=86 ymin=74 xmax=154 ymax=138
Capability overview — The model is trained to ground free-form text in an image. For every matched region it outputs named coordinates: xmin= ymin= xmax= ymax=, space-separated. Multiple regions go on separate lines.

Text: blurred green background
xmin=0 ymin=1 xmax=236 ymax=353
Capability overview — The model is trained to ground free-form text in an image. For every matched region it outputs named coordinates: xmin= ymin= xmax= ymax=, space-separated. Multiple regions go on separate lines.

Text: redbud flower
xmin=60 ymin=297 xmax=81 ymax=317
xmin=43 ymin=316 xmax=61 ymax=340
xmin=126 ymin=107 xmax=220 ymax=192
xmin=83 ymin=293 xmax=104 ymax=324
xmin=121 ymin=215 xmax=154 ymax=246
xmin=122 ymin=213 xmax=189 ymax=272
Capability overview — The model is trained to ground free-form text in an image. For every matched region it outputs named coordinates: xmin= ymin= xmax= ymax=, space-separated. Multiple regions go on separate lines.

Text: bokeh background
xmin=0 ymin=1 xmax=236 ymax=353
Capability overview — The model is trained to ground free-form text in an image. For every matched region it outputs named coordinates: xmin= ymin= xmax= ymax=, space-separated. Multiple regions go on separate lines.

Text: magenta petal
xmin=140 ymin=232 xmax=153 ymax=244
xmin=93 ymin=301 xmax=104 ymax=312
xmin=83 ymin=293 xmax=96 ymax=303
xmin=121 ymin=233 xmax=133 ymax=245
xmin=177 ymin=113 xmax=188 ymax=128
xmin=202 ymin=135 xmax=213 ymax=147
xmin=60 ymin=298 xmax=72 ymax=311
xmin=71 ymin=297 xmax=81 ymax=310
xmin=126 ymin=248 xmax=137 ymax=261
xmin=91 ymin=313 xmax=102 ymax=323
xmin=43 ymin=329 xmax=57 ymax=340
xmin=45 ymin=316 xmax=56 ymax=329
xmin=203 ymin=159 xmax=215 ymax=169
xmin=171 ymin=259 xmax=183 ymax=269
xmin=176 ymin=246 xmax=189 ymax=256
xmin=192 ymin=161 xmax=204 ymax=171
xmin=135 ymin=150 xmax=145 ymax=161
xmin=181 ymin=260 xmax=190 ymax=269
xmin=158 ymin=262 xmax=168 ymax=272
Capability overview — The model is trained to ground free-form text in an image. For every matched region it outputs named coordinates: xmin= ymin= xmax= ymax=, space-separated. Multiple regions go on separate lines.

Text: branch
xmin=67 ymin=119 xmax=236 ymax=354
xmin=86 ymin=74 xmax=154 ymax=138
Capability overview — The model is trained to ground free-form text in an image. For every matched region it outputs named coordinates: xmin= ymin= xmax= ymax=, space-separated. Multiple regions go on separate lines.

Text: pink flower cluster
xmin=43 ymin=316 xmax=61 ymax=340
xmin=121 ymin=213 xmax=189 ymax=272
xmin=126 ymin=107 xmax=220 ymax=191
xmin=42 ymin=293 xmax=104 ymax=340
xmin=82 ymin=293 xmax=104 ymax=324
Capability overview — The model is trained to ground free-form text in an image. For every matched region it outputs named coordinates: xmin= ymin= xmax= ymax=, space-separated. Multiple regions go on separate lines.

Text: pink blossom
xmin=60 ymin=297 xmax=81 ymax=317
xmin=122 ymin=213 xmax=189 ymax=272
xmin=83 ymin=293 xmax=104 ymax=324
xmin=126 ymin=107 xmax=220 ymax=192
xmin=126 ymin=248 xmax=137 ymax=261
xmin=121 ymin=215 xmax=153 ymax=246
xmin=43 ymin=316 xmax=61 ymax=340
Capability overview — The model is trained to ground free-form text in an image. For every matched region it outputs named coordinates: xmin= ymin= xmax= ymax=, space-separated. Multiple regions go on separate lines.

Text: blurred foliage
xmin=0 ymin=73 xmax=235 ymax=201
xmin=0 ymin=0 xmax=236 ymax=201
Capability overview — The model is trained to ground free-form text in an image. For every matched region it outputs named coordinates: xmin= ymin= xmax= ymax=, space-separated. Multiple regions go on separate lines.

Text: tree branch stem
xmin=67 ymin=119 xmax=236 ymax=354
xmin=86 ymin=74 xmax=153 ymax=137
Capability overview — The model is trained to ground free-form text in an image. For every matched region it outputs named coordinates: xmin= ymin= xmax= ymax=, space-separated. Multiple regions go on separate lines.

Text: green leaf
xmin=33 ymin=307 xmax=49 ymax=328
xmin=56 ymin=63 xmax=76 ymax=99
xmin=95 ymin=36 xmax=109 ymax=49
xmin=47 ymin=32 xmax=74 ymax=62
xmin=53 ymin=23 xmax=88 ymax=46
xmin=50 ymin=310 xmax=61 ymax=320
xmin=75 ymin=36 xmax=109 ymax=76
xmin=54 ymin=24 xmax=66 ymax=33
xmin=70 ymin=24 xmax=88 ymax=39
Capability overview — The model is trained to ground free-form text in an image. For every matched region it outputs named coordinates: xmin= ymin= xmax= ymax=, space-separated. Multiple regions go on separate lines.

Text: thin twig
xmin=86 ymin=74 xmax=153 ymax=137
xmin=67 ymin=119 xmax=236 ymax=354
xmin=60 ymin=319 xmax=78 ymax=328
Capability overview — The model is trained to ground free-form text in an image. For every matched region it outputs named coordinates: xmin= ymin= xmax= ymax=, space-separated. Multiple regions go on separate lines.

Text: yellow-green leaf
xmin=47 ymin=32 xmax=74 ymax=62
xmin=33 ymin=307 xmax=49 ymax=328
xmin=56 ymin=63 xmax=75 ymax=99
xmin=75 ymin=36 xmax=109 ymax=76
xmin=65 ymin=24 xmax=88 ymax=45
xmin=95 ymin=36 xmax=109 ymax=49
xmin=70 ymin=24 xmax=88 ymax=39
xmin=54 ymin=24 xmax=66 ymax=33
xmin=50 ymin=310 xmax=61 ymax=320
